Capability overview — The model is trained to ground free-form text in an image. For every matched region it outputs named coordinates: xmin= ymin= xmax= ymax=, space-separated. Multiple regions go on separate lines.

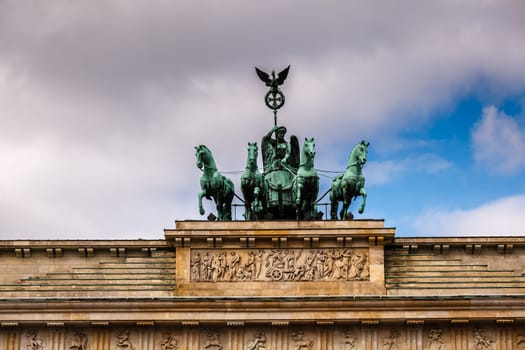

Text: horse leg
xmin=244 ymin=198 xmax=252 ymax=220
xmin=311 ymin=181 xmax=319 ymax=218
xmin=340 ymin=184 xmax=351 ymax=219
xmin=330 ymin=191 xmax=338 ymax=220
xmin=198 ymin=191 xmax=206 ymax=216
xmin=223 ymin=202 xmax=232 ymax=220
xmin=358 ymin=188 xmax=367 ymax=214
xmin=215 ymin=197 xmax=223 ymax=221
xmin=295 ymin=180 xmax=303 ymax=220
xmin=340 ymin=200 xmax=350 ymax=220
xmin=223 ymin=182 xmax=234 ymax=221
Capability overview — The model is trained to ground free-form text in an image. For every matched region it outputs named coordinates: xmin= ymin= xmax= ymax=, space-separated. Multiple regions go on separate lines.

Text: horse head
xmin=302 ymin=137 xmax=316 ymax=162
xmin=349 ymin=140 xmax=369 ymax=168
xmin=246 ymin=142 xmax=259 ymax=170
xmin=195 ymin=144 xmax=215 ymax=171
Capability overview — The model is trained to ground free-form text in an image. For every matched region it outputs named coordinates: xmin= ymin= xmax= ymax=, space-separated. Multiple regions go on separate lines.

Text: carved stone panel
xmin=114 ymin=330 xmax=135 ymax=350
xmin=69 ymin=331 xmax=89 ymax=350
xmin=201 ymin=330 xmax=224 ymax=350
xmin=426 ymin=329 xmax=447 ymax=350
xmin=190 ymin=248 xmax=369 ymax=282
xmin=470 ymin=328 xmax=494 ymax=350
xmin=25 ymin=330 xmax=45 ymax=350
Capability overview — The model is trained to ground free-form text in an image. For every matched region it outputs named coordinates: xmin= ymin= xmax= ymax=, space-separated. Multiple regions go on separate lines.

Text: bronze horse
xmin=293 ymin=138 xmax=319 ymax=219
xmin=241 ymin=142 xmax=267 ymax=220
xmin=195 ymin=145 xmax=234 ymax=221
xmin=330 ymin=141 xmax=369 ymax=219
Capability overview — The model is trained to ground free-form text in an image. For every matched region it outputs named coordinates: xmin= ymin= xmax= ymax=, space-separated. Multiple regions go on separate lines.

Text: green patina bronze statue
xmin=195 ymin=144 xmax=235 ymax=221
xmin=330 ymin=140 xmax=369 ymax=219
xmin=293 ymin=137 xmax=319 ymax=219
xmin=241 ymin=142 xmax=267 ymax=220
xmin=261 ymin=124 xmax=301 ymax=219
xmin=192 ymin=66 xmax=369 ymax=221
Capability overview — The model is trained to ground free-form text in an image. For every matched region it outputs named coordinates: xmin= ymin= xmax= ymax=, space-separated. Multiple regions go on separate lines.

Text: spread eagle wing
xmin=275 ymin=65 xmax=290 ymax=86
xmin=255 ymin=67 xmax=271 ymax=86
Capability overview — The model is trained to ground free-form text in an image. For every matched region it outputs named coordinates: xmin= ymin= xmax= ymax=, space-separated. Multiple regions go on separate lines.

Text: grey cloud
xmin=1 ymin=0 xmax=525 ymax=237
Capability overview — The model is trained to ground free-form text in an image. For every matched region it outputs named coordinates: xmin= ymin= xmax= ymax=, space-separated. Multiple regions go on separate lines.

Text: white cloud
xmin=471 ymin=106 xmax=525 ymax=174
xmin=410 ymin=195 xmax=525 ymax=236
xmin=367 ymin=154 xmax=452 ymax=185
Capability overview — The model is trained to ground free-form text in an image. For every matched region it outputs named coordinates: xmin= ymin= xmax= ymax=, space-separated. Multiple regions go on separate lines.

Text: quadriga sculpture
xmin=293 ymin=138 xmax=319 ymax=219
xmin=195 ymin=145 xmax=235 ymax=221
xmin=241 ymin=142 xmax=267 ymax=220
xmin=330 ymin=140 xmax=369 ymax=219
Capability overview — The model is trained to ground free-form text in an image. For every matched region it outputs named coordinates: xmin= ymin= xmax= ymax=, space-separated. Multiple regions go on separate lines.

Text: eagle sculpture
xmin=255 ymin=65 xmax=290 ymax=89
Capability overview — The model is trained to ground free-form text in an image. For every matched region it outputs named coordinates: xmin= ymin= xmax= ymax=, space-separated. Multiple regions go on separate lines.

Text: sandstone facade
xmin=1 ymin=220 xmax=525 ymax=349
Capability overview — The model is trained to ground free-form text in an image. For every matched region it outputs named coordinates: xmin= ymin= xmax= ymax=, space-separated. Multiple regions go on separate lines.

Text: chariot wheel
xmin=270 ymin=269 xmax=283 ymax=281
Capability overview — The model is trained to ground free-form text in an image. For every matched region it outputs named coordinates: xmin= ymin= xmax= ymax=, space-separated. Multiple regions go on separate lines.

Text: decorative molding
xmin=451 ymin=319 xmax=469 ymax=325
xmin=406 ymin=320 xmax=424 ymax=325
xmin=46 ymin=322 xmax=64 ymax=327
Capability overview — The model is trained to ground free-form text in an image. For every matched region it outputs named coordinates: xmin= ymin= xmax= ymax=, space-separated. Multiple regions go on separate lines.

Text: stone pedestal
xmin=165 ymin=220 xmax=395 ymax=297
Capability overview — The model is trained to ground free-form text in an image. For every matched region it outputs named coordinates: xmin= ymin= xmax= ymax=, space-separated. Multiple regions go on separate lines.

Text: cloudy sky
xmin=1 ymin=0 xmax=524 ymax=239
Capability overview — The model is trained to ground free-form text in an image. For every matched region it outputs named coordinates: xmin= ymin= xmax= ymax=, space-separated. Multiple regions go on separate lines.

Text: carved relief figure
xmin=204 ymin=331 xmax=223 ymax=350
xmin=160 ymin=331 xmax=179 ymax=350
xmin=291 ymin=331 xmax=313 ymax=350
xmin=246 ymin=331 xmax=268 ymax=350
xmin=228 ymin=252 xmax=240 ymax=279
xmin=191 ymin=248 xmax=369 ymax=282
xmin=341 ymin=329 xmax=357 ymax=350
xmin=27 ymin=330 xmax=45 ymax=350
xmin=214 ymin=252 xmax=227 ymax=280
xmin=427 ymin=329 xmax=445 ymax=350
xmin=472 ymin=328 xmax=494 ymax=350
xmin=70 ymin=332 xmax=88 ymax=350
xmin=115 ymin=330 xmax=134 ymax=350
xmin=516 ymin=331 xmax=525 ymax=347
xmin=383 ymin=329 xmax=400 ymax=350
xmin=191 ymin=253 xmax=202 ymax=280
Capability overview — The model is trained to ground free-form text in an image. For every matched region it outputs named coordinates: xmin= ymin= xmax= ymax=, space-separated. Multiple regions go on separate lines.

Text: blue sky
xmin=0 ymin=1 xmax=524 ymax=238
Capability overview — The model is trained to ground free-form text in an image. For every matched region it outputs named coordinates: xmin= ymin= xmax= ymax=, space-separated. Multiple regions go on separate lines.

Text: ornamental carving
xmin=26 ymin=330 xmax=45 ymax=350
xmin=114 ymin=330 xmax=134 ymax=350
xmin=472 ymin=328 xmax=493 ymax=350
xmin=203 ymin=331 xmax=223 ymax=350
xmin=160 ymin=331 xmax=179 ymax=350
xmin=69 ymin=332 xmax=88 ymax=350
xmin=341 ymin=329 xmax=357 ymax=350
xmin=383 ymin=329 xmax=401 ymax=350
xmin=191 ymin=248 xmax=369 ymax=282
xmin=516 ymin=331 xmax=525 ymax=348
xmin=291 ymin=331 xmax=314 ymax=350
xmin=427 ymin=329 xmax=446 ymax=350
xmin=246 ymin=331 xmax=269 ymax=350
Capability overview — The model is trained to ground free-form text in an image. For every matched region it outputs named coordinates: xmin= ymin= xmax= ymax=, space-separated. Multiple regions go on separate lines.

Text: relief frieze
xmin=190 ymin=248 xmax=369 ymax=282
